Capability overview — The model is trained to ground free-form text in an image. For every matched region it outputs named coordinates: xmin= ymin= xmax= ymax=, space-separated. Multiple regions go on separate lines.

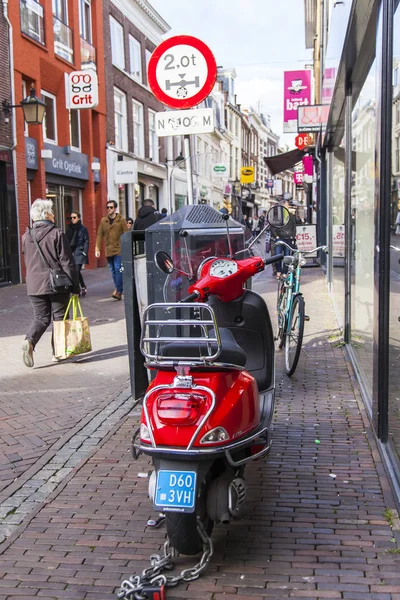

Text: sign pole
xmin=184 ymin=135 xmax=194 ymax=204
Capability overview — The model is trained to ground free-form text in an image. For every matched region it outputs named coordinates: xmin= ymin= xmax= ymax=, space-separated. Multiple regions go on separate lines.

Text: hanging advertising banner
xmin=332 ymin=224 xmax=345 ymax=258
xmin=295 ymin=224 xmax=317 ymax=257
xmin=298 ymin=104 xmax=330 ymax=133
xmin=283 ymin=70 xmax=312 ymax=133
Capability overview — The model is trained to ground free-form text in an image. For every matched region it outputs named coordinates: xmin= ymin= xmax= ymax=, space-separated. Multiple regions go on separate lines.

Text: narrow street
xmin=0 ymin=267 xmax=399 ymax=599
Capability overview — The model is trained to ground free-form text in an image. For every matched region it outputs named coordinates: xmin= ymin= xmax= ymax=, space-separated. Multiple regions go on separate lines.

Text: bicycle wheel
xmin=284 ymin=294 xmax=305 ymax=376
xmin=277 ymin=281 xmax=286 ymax=349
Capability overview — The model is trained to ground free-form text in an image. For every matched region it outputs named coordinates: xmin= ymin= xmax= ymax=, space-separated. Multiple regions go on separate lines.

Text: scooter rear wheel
xmin=166 ymin=512 xmax=213 ymax=555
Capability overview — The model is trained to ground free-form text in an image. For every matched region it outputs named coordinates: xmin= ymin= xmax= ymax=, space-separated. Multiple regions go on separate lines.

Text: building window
xmin=132 ymin=100 xmax=144 ymax=158
xmin=79 ymin=0 xmax=91 ymax=42
xmin=41 ymin=90 xmax=57 ymax=144
xmin=148 ymin=109 xmax=158 ymax=162
xmin=129 ymin=35 xmax=142 ymax=82
xmin=52 ymin=0 xmax=68 ymax=23
xmin=69 ymin=109 xmax=80 ymax=150
xmin=20 ymin=0 xmax=45 ymax=44
xmin=395 ymin=67 xmax=399 ymax=87
xmin=22 ymin=81 xmax=29 ymax=137
xmin=110 ymin=16 xmax=124 ymax=70
xmin=145 ymin=49 xmax=152 ymax=83
xmin=114 ymin=88 xmax=128 ymax=151
xmin=396 ymin=137 xmax=400 ymax=173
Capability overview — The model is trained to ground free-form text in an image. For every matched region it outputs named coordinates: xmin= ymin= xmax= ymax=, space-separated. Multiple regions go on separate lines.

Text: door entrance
xmin=0 ymin=161 xmax=10 ymax=284
xmin=46 ymin=184 xmax=81 ymax=231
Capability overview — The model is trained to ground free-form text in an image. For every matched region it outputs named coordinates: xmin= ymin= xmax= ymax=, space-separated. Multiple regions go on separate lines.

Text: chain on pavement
xmin=116 ymin=519 xmax=213 ymax=599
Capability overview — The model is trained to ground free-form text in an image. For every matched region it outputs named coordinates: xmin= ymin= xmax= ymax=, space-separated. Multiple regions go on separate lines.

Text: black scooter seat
xmin=160 ymin=327 xmax=247 ymax=367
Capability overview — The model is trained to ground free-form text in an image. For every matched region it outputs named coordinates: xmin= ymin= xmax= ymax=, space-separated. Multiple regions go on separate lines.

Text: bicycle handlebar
xmin=272 ymin=241 xmax=328 ymax=255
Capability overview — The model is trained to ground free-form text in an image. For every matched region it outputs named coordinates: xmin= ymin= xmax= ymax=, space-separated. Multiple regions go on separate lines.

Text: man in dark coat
xmin=269 ymin=199 xmax=297 ymax=278
xmin=66 ymin=212 xmax=89 ymax=296
xmin=21 ymin=198 xmax=80 ymax=367
xmin=134 ymin=199 xmax=162 ymax=231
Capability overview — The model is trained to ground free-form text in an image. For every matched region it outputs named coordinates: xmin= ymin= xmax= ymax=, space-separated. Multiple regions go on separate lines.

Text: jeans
xmin=26 ymin=293 xmax=70 ymax=351
xmin=107 ymin=254 xmax=123 ymax=293
xmin=274 ymin=238 xmax=296 ymax=275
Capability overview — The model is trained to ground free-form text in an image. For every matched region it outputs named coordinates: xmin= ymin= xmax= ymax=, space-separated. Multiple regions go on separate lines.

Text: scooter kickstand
xmin=147 ymin=513 xmax=166 ymax=528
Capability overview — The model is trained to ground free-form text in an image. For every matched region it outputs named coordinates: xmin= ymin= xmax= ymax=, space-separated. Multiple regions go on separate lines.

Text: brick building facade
xmin=4 ymin=0 xmax=108 ymax=282
xmin=104 ymin=0 xmax=170 ymax=219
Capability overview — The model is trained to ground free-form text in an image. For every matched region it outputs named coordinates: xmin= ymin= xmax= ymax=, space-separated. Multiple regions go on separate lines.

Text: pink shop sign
xmin=283 ymin=70 xmax=312 ymax=134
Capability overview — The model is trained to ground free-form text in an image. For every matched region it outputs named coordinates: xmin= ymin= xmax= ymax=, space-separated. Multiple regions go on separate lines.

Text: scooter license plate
xmin=154 ymin=470 xmax=197 ymax=513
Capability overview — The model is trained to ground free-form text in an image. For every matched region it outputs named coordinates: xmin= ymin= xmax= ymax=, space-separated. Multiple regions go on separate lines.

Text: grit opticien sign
xmin=283 ymin=70 xmax=312 ymax=133
xmin=66 ymin=70 xmax=98 ymax=109
xmin=147 ymin=35 xmax=217 ymax=109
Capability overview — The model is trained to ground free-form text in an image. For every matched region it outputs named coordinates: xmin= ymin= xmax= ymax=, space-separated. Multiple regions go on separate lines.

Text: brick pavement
xmin=0 ymin=268 xmax=130 ymax=499
xmin=1 ymin=268 xmax=400 ymax=599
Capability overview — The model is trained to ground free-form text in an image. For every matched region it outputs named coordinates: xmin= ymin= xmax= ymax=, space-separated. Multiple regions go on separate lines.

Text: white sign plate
xmin=114 ymin=160 xmax=137 ymax=184
xmin=212 ymin=163 xmax=228 ymax=178
xmin=295 ymin=225 xmax=317 ymax=257
xmin=66 ymin=70 xmax=98 ymax=109
xmin=155 ymin=108 xmax=214 ymax=137
xmin=332 ymin=224 xmax=345 ymax=258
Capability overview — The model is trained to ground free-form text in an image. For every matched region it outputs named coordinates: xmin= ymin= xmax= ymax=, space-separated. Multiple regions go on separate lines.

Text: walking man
xmin=95 ymin=201 xmax=128 ymax=300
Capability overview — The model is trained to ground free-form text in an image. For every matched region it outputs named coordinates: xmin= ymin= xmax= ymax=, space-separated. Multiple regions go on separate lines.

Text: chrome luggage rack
xmin=140 ymin=302 xmax=222 ymax=365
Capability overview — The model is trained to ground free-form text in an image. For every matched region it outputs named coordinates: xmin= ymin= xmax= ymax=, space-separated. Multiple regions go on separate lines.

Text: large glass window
xmin=52 ymin=0 xmax=67 ymax=22
xmin=110 ymin=16 xmax=124 ymax=70
xmin=129 ymin=35 xmax=142 ymax=82
xmin=132 ymin=100 xmax=144 ymax=158
xmin=20 ymin=0 xmax=45 ymax=44
xmin=350 ymin=60 xmax=377 ymax=396
xmin=331 ymin=146 xmax=346 ymax=329
xmin=41 ymin=90 xmax=57 ymax=143
xmin=79 ymin=0 xmax=91 ymax=42
xmin=389 ymin=6 xmax=400 ymax=473
xmin=114 ymin=88 xmax=128 ymax=151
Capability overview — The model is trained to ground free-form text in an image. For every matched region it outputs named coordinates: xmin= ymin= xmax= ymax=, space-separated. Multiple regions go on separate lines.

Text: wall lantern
xmin=2 ymin=85 xmax=46 ymax=125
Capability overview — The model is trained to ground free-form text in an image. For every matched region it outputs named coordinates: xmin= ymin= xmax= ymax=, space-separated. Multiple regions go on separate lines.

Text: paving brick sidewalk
xmin=0 ymin=268 xmax=130 ymax=499
xmin=1 ymin=268 xmax=400 ymax=599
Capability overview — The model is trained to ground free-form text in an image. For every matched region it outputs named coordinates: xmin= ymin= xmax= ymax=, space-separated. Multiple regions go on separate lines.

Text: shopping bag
xmin=53 ymin=296 xmax=92 ymax=359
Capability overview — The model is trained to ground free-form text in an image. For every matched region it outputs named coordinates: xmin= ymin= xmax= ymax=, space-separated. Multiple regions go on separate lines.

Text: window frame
xmin=69 ymin=109 xmax=81 ymax=151
xmin=114 ymin=87 xmax=128 ymax=152
xmin=132 ymin=99 xmax=145 ymax=158
xmin=110 ymin=15 xmax=125 ymax=70
xmin=148 ymin=109 xmax=159 ymax=162
xmin=129 ymin=35 xmax=142 ymax=82
xmin=52 ymin=0 xmax=68 ymax=24
xmin=79 ymin=0 xmax=92 ymax=43
xmin=41 ymin=90 xmax=57 ymax=144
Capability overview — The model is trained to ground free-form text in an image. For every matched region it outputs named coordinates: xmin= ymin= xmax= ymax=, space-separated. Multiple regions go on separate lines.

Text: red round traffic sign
xmin=147 ymin=35 xmax=217 ymax=109
xmin=295 ymin=133 xmax=313 ymax=150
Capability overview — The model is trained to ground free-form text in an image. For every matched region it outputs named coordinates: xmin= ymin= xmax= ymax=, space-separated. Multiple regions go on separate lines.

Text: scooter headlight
xmin=140 ymin=423 xmax=151 ymax=442
xmin=200 ymin=427 xmax=229 ymax=444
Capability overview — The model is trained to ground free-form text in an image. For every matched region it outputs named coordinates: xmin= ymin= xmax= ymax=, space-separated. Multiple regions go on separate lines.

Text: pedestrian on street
xmin=133 ymin=199 xmax=162 ymax=231
xmin=95 ymin=201 xmax=128 ymax=301
xmin=161 ymin=207 xmax=168 ymax=218
xmin=126 ymin=217 xmax=134 ymax=230
xmin=66 ymin=212 xmax=89 ymax=297
xmin=270 ymin=199 xmax=297 ymax=279
xmin=21 ymin=198 xmax=80 ymax=368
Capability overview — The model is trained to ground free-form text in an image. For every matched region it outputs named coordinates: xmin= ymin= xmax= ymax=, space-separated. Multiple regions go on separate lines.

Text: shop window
xmin=110 ymin=16 xmax=124 ymax=70
xmin=132 ymin=100 xmax=144 ymax=158
xmin=148 ymin=109 xmax=159 ymax=162
xmin=79 ymin=0 xmax=92 ymax=43
xmin=52 ymin=0 xmax=68 ymax=23
xmin=41 ymin=90 xmax=57 ymax=144
xmin=69 ymin=109 xmax=80 ymax=150
xmin=129 ymin=35 xmax=142 ymax=82
xmin=114 ymin=88 xmax=128 ymax=151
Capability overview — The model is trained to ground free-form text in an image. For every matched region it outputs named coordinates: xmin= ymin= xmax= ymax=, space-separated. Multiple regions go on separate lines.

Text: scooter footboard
xmin=149 ymin=458 xmax=213 ymax=514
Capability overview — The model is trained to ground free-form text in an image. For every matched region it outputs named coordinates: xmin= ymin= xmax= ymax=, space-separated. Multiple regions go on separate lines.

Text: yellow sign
xmin=240 ymin=166 xmax=255 ymax=184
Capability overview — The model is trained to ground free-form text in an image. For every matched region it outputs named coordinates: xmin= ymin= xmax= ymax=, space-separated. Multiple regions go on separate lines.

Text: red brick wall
xmin=8 ymin=0 xmax=107 ymax=278
xmin=0 ymin=3 xmax=12 ymax=149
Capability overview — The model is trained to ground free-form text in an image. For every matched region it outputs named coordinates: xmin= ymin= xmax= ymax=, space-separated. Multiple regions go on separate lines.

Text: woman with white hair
xmin=21 ymin=199 xmax=80 ymax=367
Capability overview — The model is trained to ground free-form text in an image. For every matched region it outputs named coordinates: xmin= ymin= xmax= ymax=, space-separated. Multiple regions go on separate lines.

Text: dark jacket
xmin=133 ymin=206 xmax=162 ymax=231
xmin=22 ymin=221 xmax=80 ymax=296
xmin=270 ymin=212 xmax=297 ymax=240
xmin=66 ymin=222 xmax=89 ymax=265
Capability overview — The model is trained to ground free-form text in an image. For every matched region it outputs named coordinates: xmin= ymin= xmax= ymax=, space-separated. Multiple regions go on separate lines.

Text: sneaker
xmin=112 ymin=291 xmax=122 ymax=300
xmin=52 ymin=355 xmax=61 ymax=363
xmin=81 ymin=288 xmax=87 ymax=297
xmin=22 ymin=339 xmax=34 ymax=368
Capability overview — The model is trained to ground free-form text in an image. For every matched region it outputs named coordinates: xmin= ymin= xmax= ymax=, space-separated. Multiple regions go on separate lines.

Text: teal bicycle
xmin=273 ymin=241 xmax=328 ymax=376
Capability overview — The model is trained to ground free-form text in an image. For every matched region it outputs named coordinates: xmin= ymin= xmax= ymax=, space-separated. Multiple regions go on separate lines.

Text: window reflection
xmin=331 ymin=146 xmax=345 ymax=329
xmin=350 ymin=60 xmax=376 ymax=397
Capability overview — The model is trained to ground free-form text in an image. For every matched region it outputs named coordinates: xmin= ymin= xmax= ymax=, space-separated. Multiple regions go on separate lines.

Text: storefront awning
xmin=263 ymin=148 xmax=306 ymax=175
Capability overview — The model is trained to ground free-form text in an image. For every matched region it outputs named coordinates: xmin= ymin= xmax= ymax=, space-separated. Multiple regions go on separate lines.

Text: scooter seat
xmin=160 ymin=327 xmax=247 ymax=367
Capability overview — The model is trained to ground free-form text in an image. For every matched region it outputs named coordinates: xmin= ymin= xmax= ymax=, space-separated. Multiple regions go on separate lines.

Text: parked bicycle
xmin=274 ymin=239 xmax=328 ymax=376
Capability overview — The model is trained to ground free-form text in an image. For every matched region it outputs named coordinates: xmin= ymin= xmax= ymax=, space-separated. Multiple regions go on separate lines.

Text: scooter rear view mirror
xmin=154 ymin=251 xmax=174 ymax=274
xmin=267 ymin=205 xmax=290 ymax=228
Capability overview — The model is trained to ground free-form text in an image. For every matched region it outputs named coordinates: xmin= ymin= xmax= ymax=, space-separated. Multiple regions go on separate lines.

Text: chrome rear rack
xmin=140 ymin=302 xmax=222 ymax=363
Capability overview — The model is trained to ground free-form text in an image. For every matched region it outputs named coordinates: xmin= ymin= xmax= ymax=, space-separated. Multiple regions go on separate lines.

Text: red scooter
xmin=133 ymin=209 xmax=284 ymax=556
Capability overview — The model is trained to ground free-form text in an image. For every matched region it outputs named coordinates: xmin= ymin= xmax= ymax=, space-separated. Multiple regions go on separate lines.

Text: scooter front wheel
xmin=166 ymin=512 xmax=213 ymax=555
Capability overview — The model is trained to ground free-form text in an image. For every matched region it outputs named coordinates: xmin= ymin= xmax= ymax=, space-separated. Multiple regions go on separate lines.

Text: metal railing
xmin=80 ymin=37 xmax=96 ymax=69
xmin=53 ymin=16 xmax=73 ymax=63
xmin=20 ymin=0 xmax=45 ymax=45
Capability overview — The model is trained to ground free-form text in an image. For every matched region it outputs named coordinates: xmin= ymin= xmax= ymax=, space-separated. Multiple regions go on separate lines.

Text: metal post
xmin=184 ymin=135 xmax=194 ymax=204
xmin=167 ymin=162 xmax=173 ymax=215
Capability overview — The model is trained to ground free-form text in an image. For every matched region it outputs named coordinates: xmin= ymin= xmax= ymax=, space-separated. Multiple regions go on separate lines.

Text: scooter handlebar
xmin=180 ymin=291 xmax=200 ymax=303
xmin=264 ymin=253 xmax=284 ymax=266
